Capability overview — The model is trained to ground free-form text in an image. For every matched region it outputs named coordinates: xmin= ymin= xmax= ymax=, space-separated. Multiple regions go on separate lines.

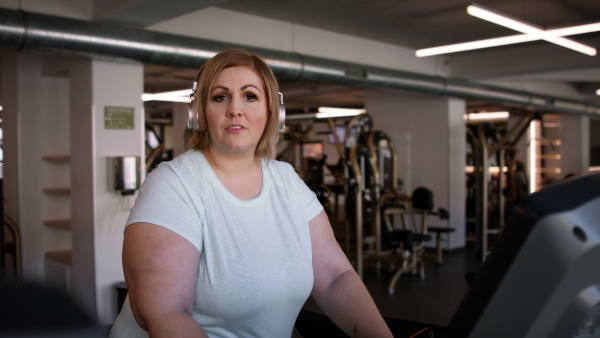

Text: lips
xmin=225 ymin=124 xmax=246 ymax=132
xmin=225 ymin=124 xmax=244 ymax=130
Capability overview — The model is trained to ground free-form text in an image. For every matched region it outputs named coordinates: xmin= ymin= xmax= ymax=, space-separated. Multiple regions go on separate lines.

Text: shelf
xmin=45 ymin=250 xmax=72 ymax=266
xmin=43 ymin=219 xmax=72 ymax=231
xmin=42 ymin=188 xmax=71 ymax=196
xmin=537 ymin=140 xmax=561 ymax=146
xmin=537 ymin=154 xmax=561 ymax=160
xmin=42 ymin=155 xmax=71 ymax=163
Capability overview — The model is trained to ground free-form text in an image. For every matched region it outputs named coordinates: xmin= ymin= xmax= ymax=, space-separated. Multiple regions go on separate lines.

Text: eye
xmin=212 ymin=94 xmax=227 ymax=102
xmin=245 ymin=93 xmax=258 ymax=102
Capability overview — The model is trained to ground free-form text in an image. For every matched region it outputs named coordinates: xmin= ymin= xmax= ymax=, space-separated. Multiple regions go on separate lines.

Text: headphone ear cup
xmin=278 ymin=92 xmax=286 ymax=130
xmin=187 ymin=102 xmax=206 ymax=131
xmin=187 ymin=101 xmax=200 ymax=130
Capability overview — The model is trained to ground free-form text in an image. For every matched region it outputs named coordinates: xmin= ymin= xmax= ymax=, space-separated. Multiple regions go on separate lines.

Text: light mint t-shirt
xmin=110 ymin=150 xmax=323 ymax=338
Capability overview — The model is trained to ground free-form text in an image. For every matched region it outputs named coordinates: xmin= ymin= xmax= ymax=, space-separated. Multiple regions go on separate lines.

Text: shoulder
xmin=163 ymin=149 xmax=204 ymax=172
xmin=143 ymin=150 xmax=206 ymax=189
xmin=264 ymin=158 xmax=295 ymax=172
xmin=263 ymin=159 xmax=304 ymax=193
xmin=156 ymin=150 xmax=205 ymax=176
xmin=264 ymin=159 xmax=299 ymax=180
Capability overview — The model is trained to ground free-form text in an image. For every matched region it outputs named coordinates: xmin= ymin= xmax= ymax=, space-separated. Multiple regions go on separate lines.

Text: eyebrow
xmin=210 ymin=84 xmax=262 ymax=92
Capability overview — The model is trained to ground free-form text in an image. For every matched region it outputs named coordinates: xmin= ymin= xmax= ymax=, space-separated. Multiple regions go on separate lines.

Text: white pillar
xmin=70 ymin=59 xmax=145 ymax=325
xmin=365 ymin=89 xmax=466 ymax=250
xmin=560 ymin=114 xmax=590 ymax=176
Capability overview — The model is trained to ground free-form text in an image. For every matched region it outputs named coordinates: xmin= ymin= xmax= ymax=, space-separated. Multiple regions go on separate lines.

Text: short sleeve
xmin=126 ymin=163 xmax=204 ymax=252
xmin=294 ymin=171 xmax=324 ymax=222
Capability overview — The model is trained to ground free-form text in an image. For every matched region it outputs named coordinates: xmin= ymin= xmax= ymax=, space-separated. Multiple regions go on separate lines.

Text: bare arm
xmin=123 ymin=222 xmax=208 ymax=338
xmin=309 ymin=211 xmax=393 ymax=337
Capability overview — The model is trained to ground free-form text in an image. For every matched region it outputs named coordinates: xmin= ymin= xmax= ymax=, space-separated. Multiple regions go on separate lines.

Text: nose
xmin=227 ymin=98 xmax=243 ymax=117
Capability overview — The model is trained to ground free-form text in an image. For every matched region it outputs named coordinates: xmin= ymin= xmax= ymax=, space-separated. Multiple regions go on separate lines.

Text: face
xmin=205 ymin=66 xmax=268 ymax=157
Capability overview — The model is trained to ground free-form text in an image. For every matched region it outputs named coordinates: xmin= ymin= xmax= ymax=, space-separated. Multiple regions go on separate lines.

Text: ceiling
xmin=89 ymin=0 xmax=600 ymax=114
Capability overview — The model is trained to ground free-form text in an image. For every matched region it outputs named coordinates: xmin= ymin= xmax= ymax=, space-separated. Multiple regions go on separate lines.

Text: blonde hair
xmin=187 ymin=48 xmax=281 ymax=160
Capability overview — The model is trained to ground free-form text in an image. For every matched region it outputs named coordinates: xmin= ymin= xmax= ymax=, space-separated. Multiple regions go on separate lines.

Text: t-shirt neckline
xmin=196 ymin=150 xmax=268 ymax=204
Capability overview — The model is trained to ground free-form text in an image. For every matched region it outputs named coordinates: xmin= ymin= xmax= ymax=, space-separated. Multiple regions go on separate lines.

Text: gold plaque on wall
xmin=105 ymin=106 xmax=134 ymax=130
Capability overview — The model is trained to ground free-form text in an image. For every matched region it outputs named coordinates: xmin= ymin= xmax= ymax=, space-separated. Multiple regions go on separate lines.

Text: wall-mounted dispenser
xmin=108 ymin=156 xmax=141 ymax=195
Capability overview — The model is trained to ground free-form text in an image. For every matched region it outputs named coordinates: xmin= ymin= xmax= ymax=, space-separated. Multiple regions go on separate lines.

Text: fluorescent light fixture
xmin=550 ymin=22 xmax=600 ymax=36
xmin=416 ymin=4 xmax=600 ymax=57
xmin=467 ymin=3 xmax=596 ymax=56
xmin=316 ymin=107 xmax=366 ymax=119
xmin=287 ymin=107 xmax=366 ymax=121
xmin=465 ymin=166 xmax=508 ymax=174
xmin=417 ymin=34 xmax=537 ymax=57
xmin=142 ymin=89 xmax=191 ymax=102
xmin=464 ymin=111 xmax=510 ymax=121
xmin=596 ymin=89 xmax=600 ymax=95
xmin=529 ymin=120 xmax=538 ymax=193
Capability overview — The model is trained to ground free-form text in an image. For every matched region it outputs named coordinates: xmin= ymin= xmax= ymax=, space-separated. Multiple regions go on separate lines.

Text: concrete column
xmin=560 ymin=114 xmax=590 ymax=176
xmin=365 ymin=89 xmax=466 ymax=250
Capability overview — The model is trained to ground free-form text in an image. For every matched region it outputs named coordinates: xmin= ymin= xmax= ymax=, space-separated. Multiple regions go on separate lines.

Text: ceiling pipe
xmin=0 ymin=8 xmax=598 ymax=115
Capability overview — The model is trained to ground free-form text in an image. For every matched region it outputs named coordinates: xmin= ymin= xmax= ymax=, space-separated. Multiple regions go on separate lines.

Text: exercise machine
xmin=467 ymin=113 xmax=536 ymax=261
xmin=445 ymin=172 xmax=600 ymax=337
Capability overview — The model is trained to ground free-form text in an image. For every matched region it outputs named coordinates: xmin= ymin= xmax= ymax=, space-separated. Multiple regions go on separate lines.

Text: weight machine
xmin=467 ymin=113 xmax=536 ymax=261
xmin=342 ymin=117 xmax=451 ymax=293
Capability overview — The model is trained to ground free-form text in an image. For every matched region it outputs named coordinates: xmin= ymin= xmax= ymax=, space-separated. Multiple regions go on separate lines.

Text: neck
xmin=203 ymin=147 xmax=260 ymax=177
xmin=203 ymin=147 xmax=264 ymax=200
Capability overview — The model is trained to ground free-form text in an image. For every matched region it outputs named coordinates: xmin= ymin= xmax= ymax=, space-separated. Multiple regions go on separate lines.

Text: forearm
xmin=144 ymin=311 xmax=208 ymax=338
xmin=313 ymin=270 xmax=393 ymax=338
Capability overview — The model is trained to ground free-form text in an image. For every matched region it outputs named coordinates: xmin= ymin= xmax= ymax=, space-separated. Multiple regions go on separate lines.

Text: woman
xmin=110 ymin=49 xmax=393 ymax=337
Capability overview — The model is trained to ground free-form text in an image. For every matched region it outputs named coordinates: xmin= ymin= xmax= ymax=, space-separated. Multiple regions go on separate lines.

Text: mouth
xmin=226 ymin=124 xmax=245 ymax=131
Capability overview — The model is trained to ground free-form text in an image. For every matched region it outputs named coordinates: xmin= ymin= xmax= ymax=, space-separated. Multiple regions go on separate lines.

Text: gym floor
xmin=297 ymin=245 xmax=482 ymax=336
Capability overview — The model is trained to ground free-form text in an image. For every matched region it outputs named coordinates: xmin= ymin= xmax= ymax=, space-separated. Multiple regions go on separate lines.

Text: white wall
xmin=1 ymin=52 xmax=72 ymax=281
xmin=16 ymin=55 xmax=47 ymax=279
xmin=365 ymin=89 xmax=466 ymax=250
